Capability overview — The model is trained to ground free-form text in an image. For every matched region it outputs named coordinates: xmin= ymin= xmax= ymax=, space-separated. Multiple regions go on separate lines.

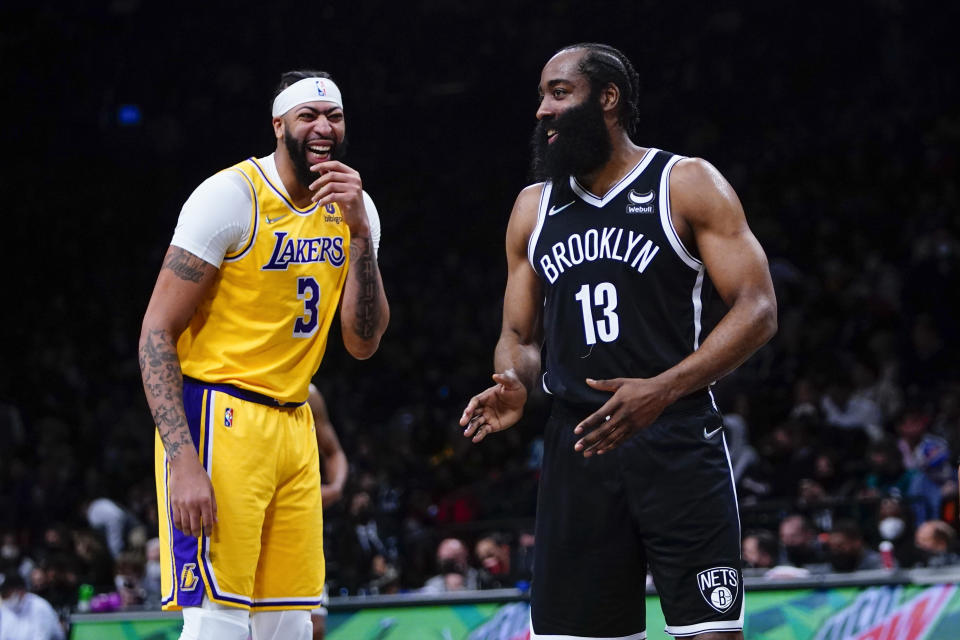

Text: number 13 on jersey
xmin=575 ymin=282 xmax=619 ymax=345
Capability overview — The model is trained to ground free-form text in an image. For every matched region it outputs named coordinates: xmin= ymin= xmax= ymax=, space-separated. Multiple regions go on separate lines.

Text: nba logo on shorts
xmin=224 ymin=407 xmax=233 ymax=427
xmin=696 ymin=567 xmax=739 ymax=613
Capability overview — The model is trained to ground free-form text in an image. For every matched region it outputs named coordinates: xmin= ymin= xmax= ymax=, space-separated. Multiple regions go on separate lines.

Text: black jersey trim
xmin=658 ymin=155 xmax=702 ymax=271
xmin=569 ymin=147 xmax=658 ymax=208
xmin=527 ymin=182 xmax=552 ymax=269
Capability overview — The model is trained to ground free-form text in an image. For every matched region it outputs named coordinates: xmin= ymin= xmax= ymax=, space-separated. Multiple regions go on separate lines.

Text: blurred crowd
xmin=2 ymin=1 xmax=958 ymax=636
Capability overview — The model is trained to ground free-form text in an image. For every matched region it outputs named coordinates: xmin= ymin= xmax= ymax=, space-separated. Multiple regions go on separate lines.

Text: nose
xmin=536 ymin=100 xmax=553 ymax=121
xmin=313 ymin=116 xmax=334 ymax=137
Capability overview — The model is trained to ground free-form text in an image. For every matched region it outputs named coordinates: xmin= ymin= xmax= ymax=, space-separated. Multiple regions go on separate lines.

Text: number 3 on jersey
xmin=294 ymin=277 xmax=321 ymax=338
xmin=575 ymin=282 xmax=619 ymax=345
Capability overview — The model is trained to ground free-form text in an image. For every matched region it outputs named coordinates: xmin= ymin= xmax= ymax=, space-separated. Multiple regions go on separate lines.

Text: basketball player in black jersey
xmin=461 ymin=44 xmax=777 ymax=639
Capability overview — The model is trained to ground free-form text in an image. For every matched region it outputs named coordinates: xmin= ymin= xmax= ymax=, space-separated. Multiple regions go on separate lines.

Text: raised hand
xmin=309 ymin=160 xmax=368 ymax=235
xmin=461 ymin=370 xmax=528 ymax=443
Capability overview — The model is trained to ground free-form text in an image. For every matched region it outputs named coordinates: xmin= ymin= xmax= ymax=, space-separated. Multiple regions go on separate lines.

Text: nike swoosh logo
xmin=548 ymin=201 xmax=575 ymax=216
xmin=266 ymin=214 xmax=286 ymax=224
xmin=703 ymin=425 xmax=723 ymax=439
xmin=628 ymin=189 xmax=655 ymax=204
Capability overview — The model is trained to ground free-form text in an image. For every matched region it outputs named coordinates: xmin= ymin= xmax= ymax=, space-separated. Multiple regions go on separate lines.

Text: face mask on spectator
xmin=784 ymin=544 xmax=818 ymax=566
xmin=828 ymin=550 xmax=860 ymax=572
xmin=878 ymin=517 xmax=906 ymax=541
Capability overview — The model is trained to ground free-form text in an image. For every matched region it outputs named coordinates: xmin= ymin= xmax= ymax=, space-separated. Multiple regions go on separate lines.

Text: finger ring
xmin=604 ymin=415 xmax=611 ymax=422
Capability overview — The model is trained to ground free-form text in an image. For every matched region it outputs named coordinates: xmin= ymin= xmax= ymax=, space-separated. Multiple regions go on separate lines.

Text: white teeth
xmin=309 ymin=145 xmax=331 ymax=154
xmin=547 ymin=129 xmax=557 ymax=137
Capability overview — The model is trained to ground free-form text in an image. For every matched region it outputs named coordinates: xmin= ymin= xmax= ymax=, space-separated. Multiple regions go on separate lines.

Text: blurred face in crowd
xmin=476 ymin=538 xmax=510 ymax=575
xmin=531 ymin=48 xmax=613 ymax=182
xmin=742 ymin=535 xmax=774 ymax=569
xmin=826 ymin=532 xmax=863 ymax=572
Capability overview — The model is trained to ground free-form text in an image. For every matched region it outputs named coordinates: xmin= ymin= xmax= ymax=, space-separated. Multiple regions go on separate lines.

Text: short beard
xmin=284 ymin=129 xmax=349 ymax=191
xmin=530 ymin=92 xmax=612 ymax=183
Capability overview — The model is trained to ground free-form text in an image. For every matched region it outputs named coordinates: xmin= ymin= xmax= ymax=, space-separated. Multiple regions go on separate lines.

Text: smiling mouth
xmin=307 ymin=142 xmax=332 ymax=159
xmin=546 ymin=128 xmax=558 ymax=144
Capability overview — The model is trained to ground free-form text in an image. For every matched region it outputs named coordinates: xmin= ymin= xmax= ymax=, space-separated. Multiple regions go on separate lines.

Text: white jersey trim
xmin=569 ymin=148 xmax=658 ymax=208
xmin=658 ymin=155 xmax=701 ymax=271
xmin=531 ymin=611 xmax=646 ymax=640
xmin=692 ymin=266 xmax=705 ymax=350
xmin=527 ymin=182 xmax=552 ymax=269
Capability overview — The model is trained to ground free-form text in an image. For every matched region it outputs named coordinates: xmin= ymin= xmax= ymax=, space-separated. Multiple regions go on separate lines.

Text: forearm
xmin=656 ymin=295 xmax=776 ymax=402
xmin=494 ymin=332 xmax=541 ymax=394
xmin=321 ymin=451 xmax=348 ymax=502
xmin=138 ymin=327 xmax=194 ymax=461
xmin=341 ymin=233 xmax=389 ymax=358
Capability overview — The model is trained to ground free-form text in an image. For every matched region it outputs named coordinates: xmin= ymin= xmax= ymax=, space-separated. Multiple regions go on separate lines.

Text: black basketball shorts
xmin=530 ymin=397 xmax=744 ymax=639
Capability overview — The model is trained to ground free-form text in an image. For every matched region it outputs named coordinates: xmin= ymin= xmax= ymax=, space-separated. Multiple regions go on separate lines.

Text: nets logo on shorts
xmin=696 ymin=567 xmax=739 ymax=613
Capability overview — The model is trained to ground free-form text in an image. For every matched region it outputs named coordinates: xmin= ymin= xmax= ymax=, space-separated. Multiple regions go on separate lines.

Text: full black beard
xmin=530 ymin=94 xmax=612 ymax=183
xmin=284 ymin=130 xmax=349 ymax=190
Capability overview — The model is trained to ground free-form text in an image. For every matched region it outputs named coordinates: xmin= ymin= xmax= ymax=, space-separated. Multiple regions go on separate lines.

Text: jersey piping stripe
xmin=248 ymin=157 xmax=320 ymax=216
xmin=198 ymin=390 xmax=252 ymax=607
xmin=657 ymin=155 xmax=701 ymax=271
xmin=160 ymin=453 xmax=176 ymax=606
xmin=569 ymin=147 xmax=658 ymax=208
xmin=659 ymin=430 xmax=748 ymax=637
xmin=692 ymin=267 xmax=705 ymax=350
xmin=527 ymin=182 xmax=553 ymax=269
xmin=223 ymin=168 xmax=259 ymax=262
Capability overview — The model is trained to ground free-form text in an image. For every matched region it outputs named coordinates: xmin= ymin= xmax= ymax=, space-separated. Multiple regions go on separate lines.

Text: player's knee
xmin=180 ymin=601 xmax=249 ymax=640
xmin=251 ymin=609 xmax=312 ymax=640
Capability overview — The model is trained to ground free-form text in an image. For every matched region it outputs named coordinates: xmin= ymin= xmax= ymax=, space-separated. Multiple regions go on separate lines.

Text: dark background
xmin=1 ymin=0 xmax=958 ymax=594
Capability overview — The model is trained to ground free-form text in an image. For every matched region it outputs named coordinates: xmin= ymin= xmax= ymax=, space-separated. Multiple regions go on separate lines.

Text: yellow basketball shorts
xmin=155 ymin=378 xmax=324 ymax=611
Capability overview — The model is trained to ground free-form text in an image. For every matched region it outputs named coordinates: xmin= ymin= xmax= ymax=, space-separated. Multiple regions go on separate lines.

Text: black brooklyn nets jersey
xmin=529 ymin=148 xmax=723 ymax=407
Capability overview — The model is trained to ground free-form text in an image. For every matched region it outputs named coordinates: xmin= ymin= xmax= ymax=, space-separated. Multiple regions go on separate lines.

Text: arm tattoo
xmin=163 ymin=247 xmax=208 ymax=283
xmin=349 ymin=235 xmax=382 ymax=340
xmin=138 ymin=328 xmax=193 ymax=460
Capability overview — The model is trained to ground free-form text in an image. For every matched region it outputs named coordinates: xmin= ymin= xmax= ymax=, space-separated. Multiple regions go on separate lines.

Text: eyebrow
xmin=539 ymin=78 xmax=572 ymax=94
xmin=296 ymin=105 xmax=343 ymax=116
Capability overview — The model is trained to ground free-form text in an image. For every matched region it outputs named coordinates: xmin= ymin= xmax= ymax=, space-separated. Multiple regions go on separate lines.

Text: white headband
xmin=272 ymin=77 xmax=343 ymax=117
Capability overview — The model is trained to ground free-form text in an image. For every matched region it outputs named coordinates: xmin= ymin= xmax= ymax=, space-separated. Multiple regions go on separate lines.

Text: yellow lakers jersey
xmin=177 ymin=157 xmax=350 ymax=404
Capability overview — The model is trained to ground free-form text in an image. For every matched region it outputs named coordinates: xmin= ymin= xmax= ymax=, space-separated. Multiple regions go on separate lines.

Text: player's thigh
xmin=531 ymin=406 xmax=647 ymax=638
xmin=253 ymin=404 xmax=325 ymax=606
xmin=629 ymin=411 xmax=744 ymax=636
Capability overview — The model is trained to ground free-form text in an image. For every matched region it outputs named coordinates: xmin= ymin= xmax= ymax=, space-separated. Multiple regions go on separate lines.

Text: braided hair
xmin=557 ymin=43 xmax=640 ymax=140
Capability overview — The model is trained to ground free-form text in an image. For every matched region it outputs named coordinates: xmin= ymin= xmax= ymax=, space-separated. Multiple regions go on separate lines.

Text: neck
xmin=274 ymin=147 xmax=314 ymax=208
xmin=575 ymin=130 xmax=646 ymax=197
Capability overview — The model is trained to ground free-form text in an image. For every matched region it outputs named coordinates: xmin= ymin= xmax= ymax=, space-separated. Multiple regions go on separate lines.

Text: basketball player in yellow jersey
xmin=138 ymin=70 xmax=389 ymax=640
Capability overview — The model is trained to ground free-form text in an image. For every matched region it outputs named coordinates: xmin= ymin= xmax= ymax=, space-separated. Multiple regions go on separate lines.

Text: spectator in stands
xmin=741 ymin=530 xmax=778 ymax=571
xmin=778 ymin=514 xmax=823 ymax=568
xmin=474 ymin=533 xmax=520 ymax=589
xmin=83 ymin=497 xmax=128 ymax=559
xmin=873 ymin=497 xmax=917 ymax=568
xmin=334 ymin=491 xmax=389 ymax=594
xmin=0 ymin=571 xmax=65 ymax=640
xmin=862 ymin=438 xmax=941 ymax=525
xmin=798 ymin=449 xmax=858 ymax=504
xmin=825 ymin=519 xmax=887 ymax=572
xmin=896 ymin=407 xmax=956 ymax=498
xmin=420 ymin=538 xmax=479 ymax=593
xmin=821 ymin=367 xmax=884 ymax=442
xmin=913 ymin=520 xmax=960 ymax=568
